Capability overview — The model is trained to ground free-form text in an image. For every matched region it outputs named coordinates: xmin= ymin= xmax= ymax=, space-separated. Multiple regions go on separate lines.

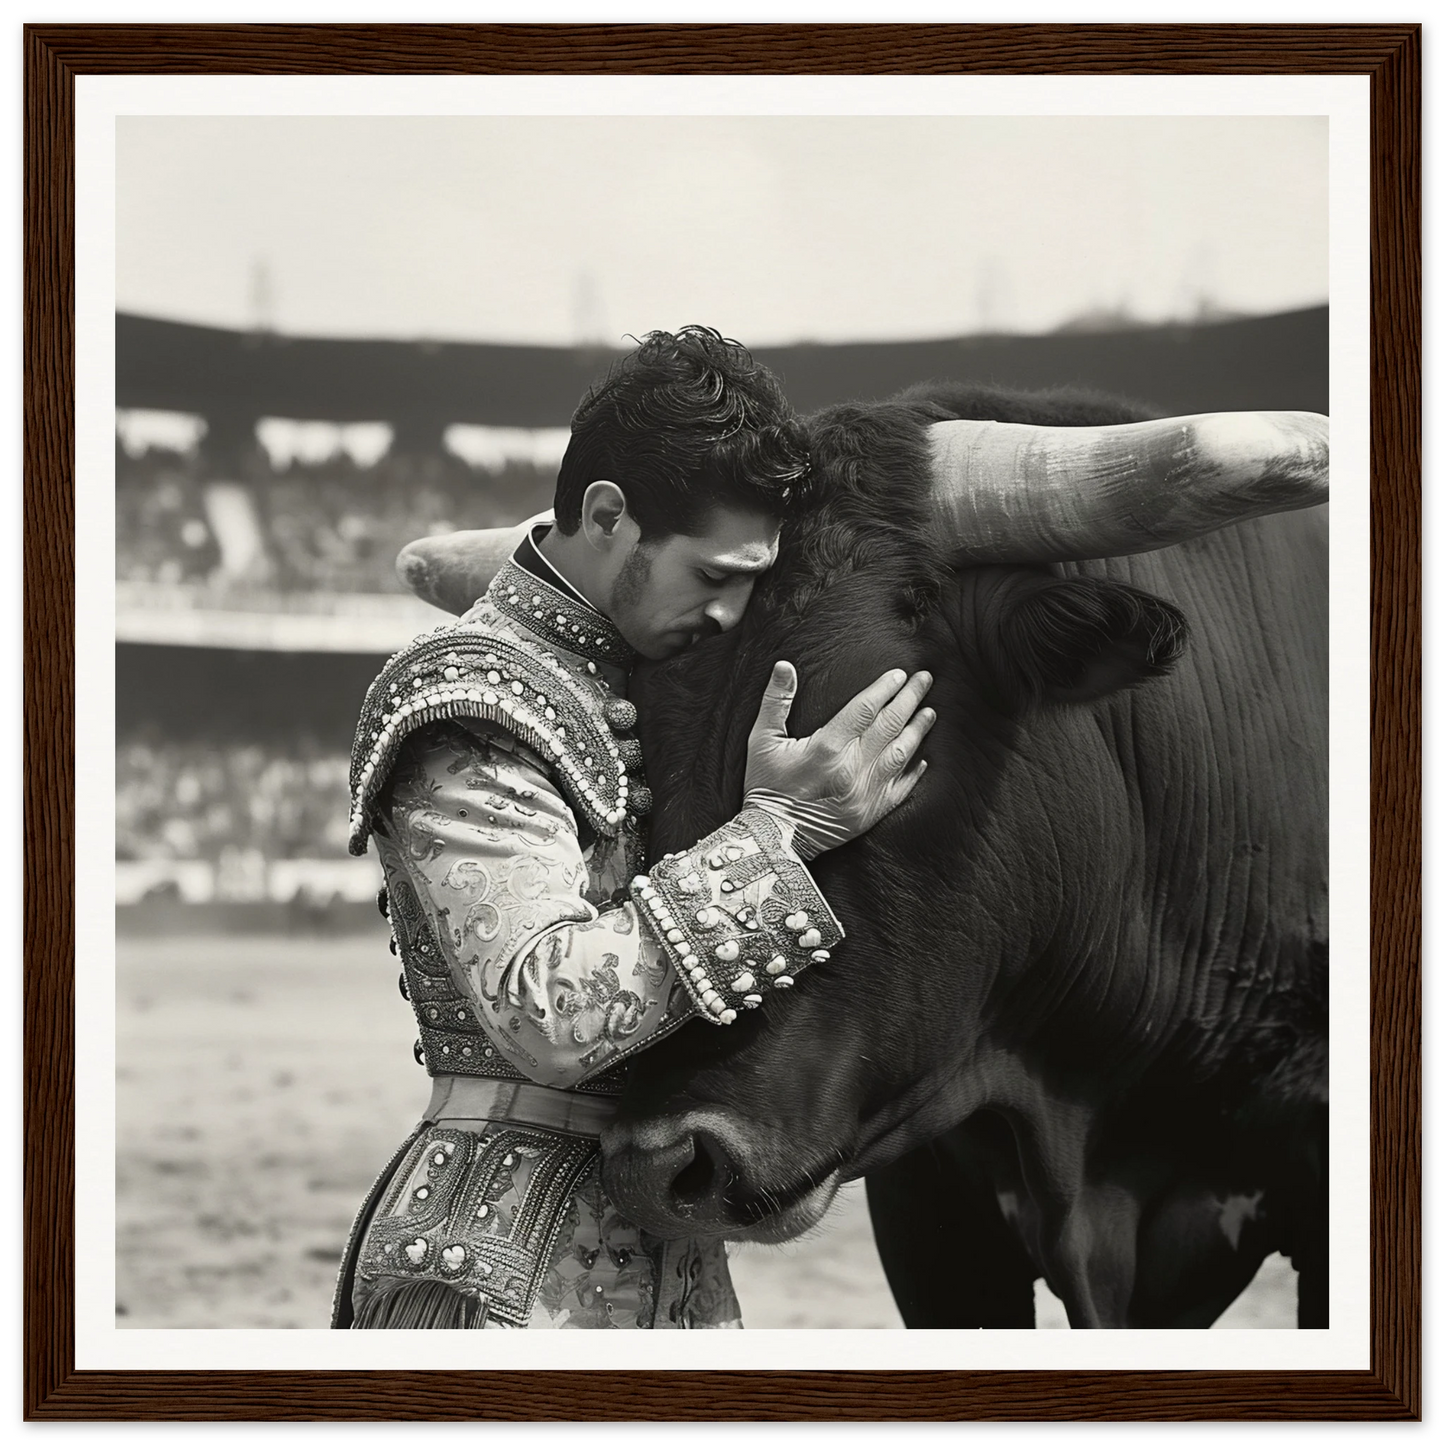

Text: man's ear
xmin=580 ymin=480 xmax=628 ymax=546
xmin=992 ymin=575 xmax=1188 ymax=707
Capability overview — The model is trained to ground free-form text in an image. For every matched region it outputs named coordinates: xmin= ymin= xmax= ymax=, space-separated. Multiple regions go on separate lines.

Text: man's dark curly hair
xmin=553 ymin=326 xmax=814 ymax=540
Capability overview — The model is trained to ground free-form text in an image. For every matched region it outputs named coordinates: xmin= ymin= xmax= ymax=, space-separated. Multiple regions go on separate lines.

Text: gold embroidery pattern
xmin=387 ymin=869 xmax=630 ymax=1096
xmin=355 ymin=1125 xmax=599 ymax=1329
xmin=632 ymin=808 xmax=844 ymax=1025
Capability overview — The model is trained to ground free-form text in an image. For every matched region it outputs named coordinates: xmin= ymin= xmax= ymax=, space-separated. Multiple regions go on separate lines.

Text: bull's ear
xmin=994 ymin=576 xmax=1188 ymax=706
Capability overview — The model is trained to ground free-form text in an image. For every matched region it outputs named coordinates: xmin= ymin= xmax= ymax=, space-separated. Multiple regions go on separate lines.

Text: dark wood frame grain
xmin=24 ymin=23 xmax=1420 ymax=1421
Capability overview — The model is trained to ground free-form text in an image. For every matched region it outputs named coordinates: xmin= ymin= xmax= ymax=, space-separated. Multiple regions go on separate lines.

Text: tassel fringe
xmin=351 ymin=1278 xmax=490 ymax=1330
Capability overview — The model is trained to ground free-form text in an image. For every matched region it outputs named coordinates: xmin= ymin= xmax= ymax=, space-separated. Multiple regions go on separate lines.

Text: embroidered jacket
xmin=334 ymin=532 xmax=842 ymax=1329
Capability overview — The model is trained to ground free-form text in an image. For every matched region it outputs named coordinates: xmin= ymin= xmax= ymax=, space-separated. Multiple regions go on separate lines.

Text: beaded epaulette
xmin=348 ymin=624 xmax=640 ymax=855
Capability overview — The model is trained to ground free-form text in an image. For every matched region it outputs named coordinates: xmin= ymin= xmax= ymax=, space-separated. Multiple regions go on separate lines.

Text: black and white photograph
xmin=83 ymin=76 xmax=1369 ymax=1367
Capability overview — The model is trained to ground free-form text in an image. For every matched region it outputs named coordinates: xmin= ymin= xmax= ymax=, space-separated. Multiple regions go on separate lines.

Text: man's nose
xmin=703 ymin=586 xmax=751 ymax=635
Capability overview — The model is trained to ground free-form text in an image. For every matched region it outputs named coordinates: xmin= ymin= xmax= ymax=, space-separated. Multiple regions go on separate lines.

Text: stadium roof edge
xmin=116 ymin=306 xmax=1329 ymax=427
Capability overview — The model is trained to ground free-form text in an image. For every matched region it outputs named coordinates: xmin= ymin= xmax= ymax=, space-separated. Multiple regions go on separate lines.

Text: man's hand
xmin=742 ymin=661 xmax=935 ymax=859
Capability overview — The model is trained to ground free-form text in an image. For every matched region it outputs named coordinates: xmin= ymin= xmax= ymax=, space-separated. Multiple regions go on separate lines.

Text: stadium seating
xmin=115 ymin=420 xmax=557 ymax=891
xmin=115 ymin=448 xmax=220 ymax=585
xmin=117 ymin=734 xmax=353 ymax=863
xmin=116 ymin=439 xmax=553 ymax=594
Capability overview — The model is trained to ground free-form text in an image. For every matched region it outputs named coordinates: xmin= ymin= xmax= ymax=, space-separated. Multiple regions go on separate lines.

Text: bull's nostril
xmin=668 ymin=1131 xmax=740 ymax=1211
xmin=604 ymin=1118 xmax=755 ymax=1233
xmin=669 ymin=1145 xmax=716 ymax=1204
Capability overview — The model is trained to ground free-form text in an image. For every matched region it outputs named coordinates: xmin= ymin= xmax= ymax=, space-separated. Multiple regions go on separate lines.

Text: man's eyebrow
xmin=698 ymin=537 xmax=781 ymax=576
xmin=705 ymin=553 xmax=776 ymax=576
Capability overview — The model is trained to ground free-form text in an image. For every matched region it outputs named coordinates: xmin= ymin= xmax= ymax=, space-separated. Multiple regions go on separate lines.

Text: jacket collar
xmin=489 ymin=525 xmax=636 ymax=669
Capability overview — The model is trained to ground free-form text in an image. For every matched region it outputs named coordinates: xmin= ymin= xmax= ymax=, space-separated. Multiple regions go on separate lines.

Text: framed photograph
xmin=25 ymin=22 xmax=1419 ymax=1421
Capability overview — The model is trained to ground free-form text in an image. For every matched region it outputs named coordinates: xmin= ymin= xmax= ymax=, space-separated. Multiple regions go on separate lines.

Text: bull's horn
xmin=927 ymin=411 xmax=1328 ymax=564
xmin=397 ymin=511 xmax=553 ymax=615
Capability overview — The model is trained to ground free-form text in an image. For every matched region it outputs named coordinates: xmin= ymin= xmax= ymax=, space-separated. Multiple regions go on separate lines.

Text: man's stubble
xmin=612 ymin=539 xmax=656 ymax=612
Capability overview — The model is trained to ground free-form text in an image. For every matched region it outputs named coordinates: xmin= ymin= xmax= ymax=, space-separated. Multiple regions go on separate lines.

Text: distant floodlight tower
xmin=571 ymin=269 xmax=609 ymax=350
xmin=248 ymin=256 xmax=276 ymax=335
xmin=200 ymin=407 xmax=270 ymax=584
xmin=974 ymin=255 xmax=1015 ymax=337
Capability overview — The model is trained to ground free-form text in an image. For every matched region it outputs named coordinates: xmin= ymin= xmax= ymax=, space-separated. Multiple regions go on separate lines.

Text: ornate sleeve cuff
xmin=629 ymin=806 xmax=845 ymax=1026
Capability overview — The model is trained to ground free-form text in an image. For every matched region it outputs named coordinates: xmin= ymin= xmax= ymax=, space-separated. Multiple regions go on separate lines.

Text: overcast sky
xmin=117 ymin=114 xmax=1327 ymax=347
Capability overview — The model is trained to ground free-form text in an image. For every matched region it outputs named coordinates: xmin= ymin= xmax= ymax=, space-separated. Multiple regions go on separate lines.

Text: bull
xmin=604 ymin=384 xmax=1323 ymax=1329
xmin=404 ymin=383 xmax=1328 ymax=1329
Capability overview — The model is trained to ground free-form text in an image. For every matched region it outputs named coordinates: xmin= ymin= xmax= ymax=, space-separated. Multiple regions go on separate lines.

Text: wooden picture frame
xmin=24 ymin=23 xmax=1420 ymax=1421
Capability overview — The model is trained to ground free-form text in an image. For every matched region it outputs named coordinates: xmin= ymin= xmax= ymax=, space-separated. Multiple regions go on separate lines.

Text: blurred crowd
xmin=115 ymin=451 xmax=220 ymax=585
xmin=116 ymin=734 xmax=353 ymax=862
xmin=116 ymin=442 xmax=553 ymax=594
xmin=117 ymin=421 xmax=561 ymax=883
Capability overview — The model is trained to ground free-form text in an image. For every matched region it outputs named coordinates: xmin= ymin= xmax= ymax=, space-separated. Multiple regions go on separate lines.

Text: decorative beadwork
xmin=492 ymin=558 xmax=635 ymax=667
xmin=355 ymin=1125 xmax=598 ymax=1328
xmin=629 ymin=808 xmax=844 ymax=1026
xmin=603 ymin=698 xmax=638 ymax=732
xmin=350 ymin=542 xmax=654 ymax=1093
xmin=349 ymin=629 xmax=642 ymax=853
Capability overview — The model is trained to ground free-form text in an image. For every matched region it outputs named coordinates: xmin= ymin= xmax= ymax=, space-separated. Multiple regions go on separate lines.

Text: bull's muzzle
xmin=602 ymin=1109 xmax=840 ymax=1243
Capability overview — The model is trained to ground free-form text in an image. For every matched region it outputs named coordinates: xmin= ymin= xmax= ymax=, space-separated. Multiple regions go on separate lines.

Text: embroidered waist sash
xmin=423 ymin=1074 xmax=621 ymax=1136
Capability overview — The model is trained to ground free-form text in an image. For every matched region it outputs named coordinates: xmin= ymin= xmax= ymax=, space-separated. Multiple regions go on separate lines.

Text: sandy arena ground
xmin=115 ymin=933 xmax=1296 ymax=1330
